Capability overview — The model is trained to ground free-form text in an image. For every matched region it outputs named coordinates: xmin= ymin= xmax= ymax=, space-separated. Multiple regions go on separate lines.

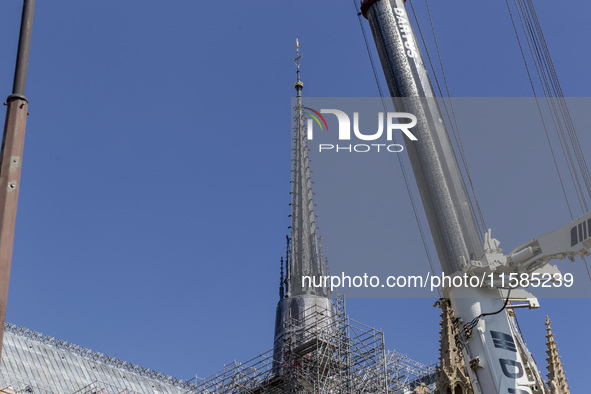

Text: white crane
xmin=359 ymin=0 xmax=589 ymax=392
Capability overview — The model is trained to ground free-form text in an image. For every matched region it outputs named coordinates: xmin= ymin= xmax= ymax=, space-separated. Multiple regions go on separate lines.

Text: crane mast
xmin=0 ymin=0 xmax=35 ymax=364
xmin=360 ymin=1 xmax=548 ymax=392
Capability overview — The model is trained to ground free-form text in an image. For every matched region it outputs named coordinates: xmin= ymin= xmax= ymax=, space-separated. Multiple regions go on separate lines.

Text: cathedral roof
xmin=0 ymin=323 xmax=197 ymax=394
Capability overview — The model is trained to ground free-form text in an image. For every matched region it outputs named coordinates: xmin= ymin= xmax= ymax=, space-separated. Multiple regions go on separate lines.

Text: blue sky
xmin=0 ymin=0 xmax=589 ymax=391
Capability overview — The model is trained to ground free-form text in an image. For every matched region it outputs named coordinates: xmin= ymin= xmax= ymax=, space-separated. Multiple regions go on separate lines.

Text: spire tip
xmin=294 ymin=38 xmax=303 ymax=89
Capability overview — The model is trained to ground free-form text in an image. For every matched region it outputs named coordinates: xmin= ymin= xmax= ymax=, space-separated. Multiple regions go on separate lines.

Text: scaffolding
xmin=194 ymin=296 xmax=435 ymax=393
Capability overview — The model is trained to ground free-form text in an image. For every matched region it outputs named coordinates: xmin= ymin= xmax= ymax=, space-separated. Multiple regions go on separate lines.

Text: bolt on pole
xmin=0 ymin=0 xmax=36 ymax=365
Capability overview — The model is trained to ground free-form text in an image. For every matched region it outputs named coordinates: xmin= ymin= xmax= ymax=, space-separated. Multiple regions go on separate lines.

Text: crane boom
xmin=360 ymin=1 xmax=552 ymax=392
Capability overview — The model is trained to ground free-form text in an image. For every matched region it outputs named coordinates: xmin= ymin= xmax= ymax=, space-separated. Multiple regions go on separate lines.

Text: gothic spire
xmin=545 ymin=316 xmax=569 ymax=394
xmin=434 ymin=299 xmax=472 ymax=393
xmin=286 ymin=39 xmax=327 ymax=298
xmin=271 ymin=40 xmax=334 ymax=373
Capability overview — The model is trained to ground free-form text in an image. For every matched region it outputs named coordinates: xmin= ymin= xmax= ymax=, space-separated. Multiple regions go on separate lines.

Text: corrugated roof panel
xmin=0 ymin=324 xmax=197 ymax=394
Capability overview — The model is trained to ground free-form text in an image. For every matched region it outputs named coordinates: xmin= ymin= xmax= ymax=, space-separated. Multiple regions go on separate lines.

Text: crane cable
xmin=505 ymin=0 xmax=591 ymax=282
xmin=525 ymin=0 xmax=591 ymax=200
xmin=520 ymin=0 xmax=591 ymax=209
xmin=505 ymin=0 xmax=575 ymax=217
xmin=515 ymin=0 xmax=589 ymax=213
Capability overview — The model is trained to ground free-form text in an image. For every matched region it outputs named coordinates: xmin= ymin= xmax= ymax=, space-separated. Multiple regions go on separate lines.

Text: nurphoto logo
xmin=304 ymin=108 xmax=418 ymax=153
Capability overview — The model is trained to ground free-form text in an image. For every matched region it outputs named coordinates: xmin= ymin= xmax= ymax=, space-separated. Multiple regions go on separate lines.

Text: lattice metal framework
xmin=194 ymin=296 xmax=435 ymax=393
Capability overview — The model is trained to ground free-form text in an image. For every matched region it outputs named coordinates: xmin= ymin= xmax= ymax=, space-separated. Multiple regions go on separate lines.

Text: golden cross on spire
xmin=294 ymin=38 xmax=302 ymax=71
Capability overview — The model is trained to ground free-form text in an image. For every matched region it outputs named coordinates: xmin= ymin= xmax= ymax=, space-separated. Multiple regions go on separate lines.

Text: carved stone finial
xmin=545 ymin=316 xmax=569 ymax=394
xmin=434 ymin=299 xmax=473 ymax=394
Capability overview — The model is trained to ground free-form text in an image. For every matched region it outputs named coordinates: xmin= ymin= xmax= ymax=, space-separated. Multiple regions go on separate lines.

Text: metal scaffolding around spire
xmin=195 ymin=295 xmax=437 ymax=393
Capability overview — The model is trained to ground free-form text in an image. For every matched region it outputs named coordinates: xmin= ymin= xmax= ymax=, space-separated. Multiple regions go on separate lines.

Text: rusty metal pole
xmin=0 ymin=0 xmax=35 ymax=364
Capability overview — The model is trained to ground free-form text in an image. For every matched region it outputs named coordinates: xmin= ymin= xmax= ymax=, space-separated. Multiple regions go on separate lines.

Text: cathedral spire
xmin=286 ymin=39 xmax=327 ymax=298
xmin=272 ymin=40 xmax=334 ymax=374
xmin=545 ymin=316 xmax=569 ymax=394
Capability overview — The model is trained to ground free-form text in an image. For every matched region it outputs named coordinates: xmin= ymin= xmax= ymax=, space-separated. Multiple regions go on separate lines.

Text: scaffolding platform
xmin=193 ymin=295 xmax=436 ymax=393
